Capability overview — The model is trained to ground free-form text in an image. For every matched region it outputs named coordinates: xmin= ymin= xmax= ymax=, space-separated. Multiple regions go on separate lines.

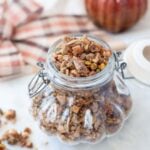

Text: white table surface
xmin=0 ymin=0 xmax=150 ymax=150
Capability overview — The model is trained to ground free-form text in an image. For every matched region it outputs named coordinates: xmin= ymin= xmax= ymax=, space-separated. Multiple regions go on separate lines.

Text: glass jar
xmin=28 ymin=34 xmax=132 ymax=145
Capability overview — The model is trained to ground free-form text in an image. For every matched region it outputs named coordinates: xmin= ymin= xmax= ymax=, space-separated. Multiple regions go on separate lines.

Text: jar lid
xmin=124 ymin=39 xmax=150 ymax=85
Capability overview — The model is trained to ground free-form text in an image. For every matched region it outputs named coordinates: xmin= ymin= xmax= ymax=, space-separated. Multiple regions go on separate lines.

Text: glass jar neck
xmin=46 ymin=34 xmax=115 ymax=90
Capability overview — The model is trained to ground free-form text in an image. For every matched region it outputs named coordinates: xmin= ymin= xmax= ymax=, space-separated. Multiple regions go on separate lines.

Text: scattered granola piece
xmin=4 ymin=109 xmax=16 ymax=120
xmin=2 ymin=129 xmax=20 ymax=145
xmin=25 ymin=141 xmax=33 ymax=148
xmin=21 ymin=131 xmax=29 ymax=139
xmin=1 ymin=128 xmax=33 ymax=149
xmin=24 ymin=127 xmax=32 ymax=134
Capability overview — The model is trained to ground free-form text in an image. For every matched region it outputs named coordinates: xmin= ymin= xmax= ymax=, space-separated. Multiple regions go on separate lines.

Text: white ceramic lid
xmin=124 ymin=39 xmax=150 ymax=85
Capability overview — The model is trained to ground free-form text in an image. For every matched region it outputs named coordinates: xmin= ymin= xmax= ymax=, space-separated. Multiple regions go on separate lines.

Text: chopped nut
xmin=82 ymin=35 xmax=90 ymax=45
xmin=86 ymin=53 xmax=95 ymax=61
xmin=84 ymin=44 xmax=89 ymax=50
xmin=2 ymin=129 xmax=20 ymax=145
xmin=6 ymin=129 xmax=19 ymax=138
xmin=63 ymin=55 xmax=70 ymax=61
xmin=61 ymin=44 xmax=69 ymax=54
xmin=1 ymin=128 xmax=33 ymax=149
xmin=73 ymin=57 xmax=89 ymax=74
xmin=70 ymin=69 xmax=79 ymax=77
xmin=80 ymin=53 xmax=86 ymax=59
xmin=84 ymin=61 xmax=91 ymax=66
xmin=96 ymin=68 xmax=100 ymax=72
xmin=92 ymin=53 xmax=100 ymax=63
xmin=24 ymin=127 xmax=32 ymax=134
xmin=89 ymin=71 xmax=96 ymax=76
xmin=4 ymin=109 xmax=16 ymax=120
xmin=25 ymin=141 xmax=33 ymax=148
xmin=104 ymin=50 xmax=112 ymax=57
xmin=98 ymin=63 xmax=105 ymax=70
xmin=94 ymin=119 xmax=102 ymax=130
xmin=91 ymin=102 xmax=99 ymax=113
xmin=21 ymin=131 xmax=29 ymax=139
xmin=58 ymin=125 xmax=66 ymax=133
xmin=65 ymin=69 xmax=69 ymax=75
xmin=72 ymin=45 xmax=83 ymax=56
xmin=71 ymin=105 xmax=80 ymax=113
xmin=90 ymin=63 xmax=97 ymax=70
xmin=66 ymin=39 xmax=80 ymax=46
xmin=56 ymin=94 xmax=67 ymax=105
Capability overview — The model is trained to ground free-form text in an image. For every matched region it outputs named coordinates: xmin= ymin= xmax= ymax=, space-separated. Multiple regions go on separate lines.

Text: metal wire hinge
xmin=28 ymin=62 xmax=50 ymax=98
xmin=114 ymin=52 xmax=134 ymax=80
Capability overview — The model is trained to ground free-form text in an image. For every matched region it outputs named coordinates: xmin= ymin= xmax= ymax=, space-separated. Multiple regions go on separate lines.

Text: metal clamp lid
xmin=114 ymin=52 xmax=134 ymax=79
xmin=28 ymin=62 xmax=50 ymax=98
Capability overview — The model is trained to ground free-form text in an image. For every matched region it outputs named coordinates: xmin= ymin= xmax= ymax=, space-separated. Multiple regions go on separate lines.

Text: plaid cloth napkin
xmin=0 ymin=0 xmax=126 ymax=78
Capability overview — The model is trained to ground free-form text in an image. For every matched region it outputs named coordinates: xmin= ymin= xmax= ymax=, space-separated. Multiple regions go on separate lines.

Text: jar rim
xmin=46 ymin=33 xmax=115 ymax=90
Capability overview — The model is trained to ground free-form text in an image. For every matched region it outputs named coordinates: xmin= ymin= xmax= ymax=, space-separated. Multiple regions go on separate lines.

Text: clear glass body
xmin=30 ymin=34 xmax=132 ymax=145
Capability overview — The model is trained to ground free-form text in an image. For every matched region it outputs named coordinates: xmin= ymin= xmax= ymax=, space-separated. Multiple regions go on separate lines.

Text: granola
xmin=52 ymin=35 xmax=112 ymax=77
xmin=1 ymin=128 xmax=33 ymax=148
xmin=31 ymin=80 xmax=132 ymax=143
xmin=0 ymin=108 xmax=34 ymax=149
xmin=4 ymin=109 xmax=16 ymax=121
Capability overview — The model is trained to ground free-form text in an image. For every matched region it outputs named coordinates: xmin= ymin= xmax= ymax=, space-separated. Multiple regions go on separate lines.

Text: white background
xmin=0 ymin=0 xmax=150 ymax=150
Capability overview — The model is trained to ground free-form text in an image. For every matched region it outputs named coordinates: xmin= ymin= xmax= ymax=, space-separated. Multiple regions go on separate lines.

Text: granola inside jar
xmin=28 ymin=34 xmax=132 ymax=145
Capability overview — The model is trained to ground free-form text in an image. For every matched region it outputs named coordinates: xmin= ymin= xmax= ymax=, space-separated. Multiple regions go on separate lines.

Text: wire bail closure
xmin=28 ymin=62 xmax=50 ymax=98
xmin=114 ymin=52 xmax=134 ymax=79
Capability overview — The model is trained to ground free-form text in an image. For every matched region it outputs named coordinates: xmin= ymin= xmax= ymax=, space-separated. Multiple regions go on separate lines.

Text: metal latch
xmin=28 ymin=62 xmax=50 ymax=98
xmin=114 ymin=52 xmax=134 ymax=79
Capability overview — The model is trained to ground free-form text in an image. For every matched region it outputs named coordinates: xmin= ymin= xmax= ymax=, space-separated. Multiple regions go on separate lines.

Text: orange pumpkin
xmin=85 ymin=0 xmax=148 ymax=32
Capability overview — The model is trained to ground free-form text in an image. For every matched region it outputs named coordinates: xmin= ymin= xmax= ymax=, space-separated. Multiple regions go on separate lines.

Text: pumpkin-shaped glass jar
xmin=28 ymin=34 xmax=132 ymax=145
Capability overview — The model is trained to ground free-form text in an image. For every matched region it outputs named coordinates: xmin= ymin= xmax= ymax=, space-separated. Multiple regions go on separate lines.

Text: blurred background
xmin=36 ymin=0 xmax=150 ymax=43
xmin=0 ymin=0 xmax=150 ymax=150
